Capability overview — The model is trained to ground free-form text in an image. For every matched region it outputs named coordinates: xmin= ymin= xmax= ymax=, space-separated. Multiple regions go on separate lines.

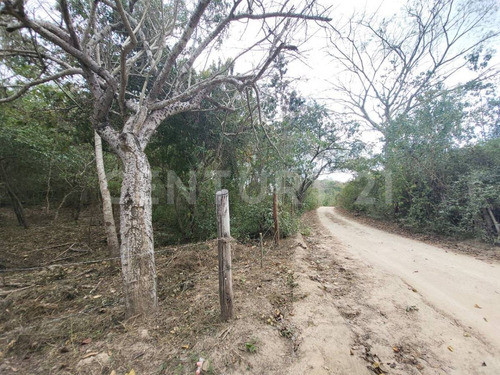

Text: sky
xmin=289 ymin=0 xmax=400 ymax=182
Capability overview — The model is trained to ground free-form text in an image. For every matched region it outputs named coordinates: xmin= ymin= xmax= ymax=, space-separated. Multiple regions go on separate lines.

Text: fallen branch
xmin=0 ymin=284 xmax=36 ymax=297
xmin=89 ymin=279 xmax=102 ymax=295
xmin=28 ymin=242 xmax=74 ymax=253
xmin=44 ymin=243 xmax=76 ymax=265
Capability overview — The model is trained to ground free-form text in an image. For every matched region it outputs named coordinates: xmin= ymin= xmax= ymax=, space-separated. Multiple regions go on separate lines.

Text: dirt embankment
xmin=337 ymin=208 xmax=500 ymax=263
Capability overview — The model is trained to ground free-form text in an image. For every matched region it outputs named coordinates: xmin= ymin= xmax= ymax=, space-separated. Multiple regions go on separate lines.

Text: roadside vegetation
xmin=335 ymin=93 xmax=500 ymax=242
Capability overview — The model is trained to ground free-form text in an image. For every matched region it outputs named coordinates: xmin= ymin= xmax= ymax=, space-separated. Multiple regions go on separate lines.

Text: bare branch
xmin=148 ymin=0 xmax=211 ymax=101
xmin=82 ymin=0 xmax=97 ymax=47
xmin=0 ymin=68 xmax=83 ymax=103
xmin=0 ymin=49 xmax=74 ymax=69
xmin=59 ymin=0 xmax=81 ymax=49
xmin=327 ymin=0 xmax=500 ymax=137
xmin=232 ymin=11 xmax=331 ymax=23
xmin=179 ymin=0 xmax=244 ymax=75
xmin=138 ymin=91 xmax=206 ymax=148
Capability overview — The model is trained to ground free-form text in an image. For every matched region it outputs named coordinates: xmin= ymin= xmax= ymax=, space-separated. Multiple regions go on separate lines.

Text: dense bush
xmin=1 ymin=83 xmax=339 ymax=243
xmin=337 ymin=138 xmax=500 ymax=241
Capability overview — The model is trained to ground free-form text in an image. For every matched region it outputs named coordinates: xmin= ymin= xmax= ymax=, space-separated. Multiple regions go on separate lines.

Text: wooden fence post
xmin=216 ymin=189 xmax=234 ymax=321
xmin=273 ymin=191 xmax=279 ymax=245
xmin=259 ymin=232 xmax=263 ymax=268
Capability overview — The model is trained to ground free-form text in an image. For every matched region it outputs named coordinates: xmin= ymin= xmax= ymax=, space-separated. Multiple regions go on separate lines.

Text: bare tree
xmin=327 ymin=0 xmax=499 ymax=139
xmin=0 ymin=0 xmax=330 ymax=315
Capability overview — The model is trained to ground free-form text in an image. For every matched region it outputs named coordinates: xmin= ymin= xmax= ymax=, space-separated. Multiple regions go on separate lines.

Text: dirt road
xmin=288 ymin=208 xmax=500 ymax=374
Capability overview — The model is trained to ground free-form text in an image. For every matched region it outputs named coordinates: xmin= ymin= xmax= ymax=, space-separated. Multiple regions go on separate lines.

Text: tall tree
xmin=0 ymin=0 xmax=330 ymax=315
xmin=327 ymin=0 xmax=499 ymax=141
xmin=280 ymin=98 xmax=361 ymax=207
xmin=260 ymin=57 xmax=362 ymax=207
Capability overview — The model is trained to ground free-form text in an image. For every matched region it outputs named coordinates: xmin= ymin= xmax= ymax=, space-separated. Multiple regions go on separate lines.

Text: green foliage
xmin=337 ymin=87 xmax=500 ymax=241
xmin=146 ymin=68 xmax=326 ymax=243
xmin=260 ymin=56 xmax=363 ymax=209
xmin=335 ymin=177 xmax=369 ymax=213
xmin=301 ymin=187 xmax=320 ymax=212
xmin=433 ymin=141 xmax=500 ymax=239
xmin=0 ymin=86 xmax=100 ymax=210
xmin=0 ymin=55 xmax=356 ymax=242
xmin=278 ymin=209 xmax=300 ymax=238
xmin=245 ymin=339 xmax=258 ymax=353
xmin=231 ymin=197 xmax=273 ymax=240
xmin=316 ymin=180 xmax=344 ymax=206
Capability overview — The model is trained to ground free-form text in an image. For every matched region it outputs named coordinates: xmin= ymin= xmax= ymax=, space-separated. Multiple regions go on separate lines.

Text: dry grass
xmin=0 ymin=207 xmax=298 ymax=374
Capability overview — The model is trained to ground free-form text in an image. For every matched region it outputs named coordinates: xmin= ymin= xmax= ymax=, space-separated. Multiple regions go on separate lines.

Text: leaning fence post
xmin=216 ymin=189 xmax=234 ymax=321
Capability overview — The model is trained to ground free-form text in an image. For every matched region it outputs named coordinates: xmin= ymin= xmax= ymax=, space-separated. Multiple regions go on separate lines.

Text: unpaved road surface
xmin=288 ymin=208 xmax=500 ymax=374
xmin=318 ymin=207 xmax=500 ymax=351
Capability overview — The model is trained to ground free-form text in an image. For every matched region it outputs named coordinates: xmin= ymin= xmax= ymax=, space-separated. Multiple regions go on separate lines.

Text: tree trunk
xmin=53 ymin=190 xmax=74 ymax=222
xmin=45 ymin=157 xmax=53 ymax=214
xmin=94 ymin=132 xmax=120 ymax=257
xmin=296 ymin=192 xmax=304 ymax=211
xmin=72 ymin=189 xmax=84 ymax=221
xmin=0 ymin=161 xmax=28 ymax=229
xmin=119 ymin=134 xmax=157 ymax=316
xmin=296 ymin=178 xmax=313 ymax=212
xmin=486 ymin=207 xmax=500 ymax=243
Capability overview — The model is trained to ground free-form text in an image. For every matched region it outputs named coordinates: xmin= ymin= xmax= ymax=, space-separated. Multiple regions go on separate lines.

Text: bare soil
xmin=309 ymin=207 xmax=500 ymax=374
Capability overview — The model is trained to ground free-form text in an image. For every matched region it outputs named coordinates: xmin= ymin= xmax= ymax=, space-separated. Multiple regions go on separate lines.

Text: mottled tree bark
xmin=0 ymin=0 xmax=331 ymax=318
xmin=118 ymin=133 xmax=157 ymax=315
